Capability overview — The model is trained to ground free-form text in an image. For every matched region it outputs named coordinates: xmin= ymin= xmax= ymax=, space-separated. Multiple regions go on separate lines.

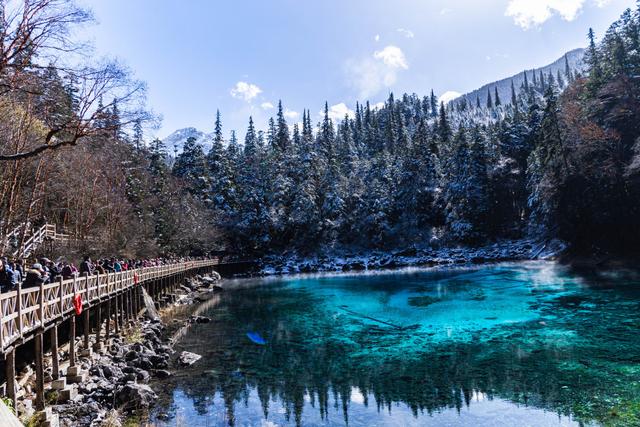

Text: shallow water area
xmin=151 ymin=262 xmax=640 ymax=426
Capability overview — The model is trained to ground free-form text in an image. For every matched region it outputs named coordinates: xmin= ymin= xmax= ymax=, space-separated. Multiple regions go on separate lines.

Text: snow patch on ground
xmin=258 ymin=239 xmax=564 ymax=276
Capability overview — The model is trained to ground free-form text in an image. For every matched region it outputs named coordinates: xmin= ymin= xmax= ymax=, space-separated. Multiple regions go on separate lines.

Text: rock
xmin=101 ymin=364 xmax=123 ymax=380
xmin=189 ymin=315 xmax=212 ymax=324
xmin=136 ymin=370 xmax=150 ymax=383
xmin=154 ymin=370 xmax=172 ymax=379
xmin=115 ymin=384 xmax=157 ymax=412
xmin=141 ymin=287 xmax=160 ymax=321
xmin=178 ymin=351 xmax=202 ymax=366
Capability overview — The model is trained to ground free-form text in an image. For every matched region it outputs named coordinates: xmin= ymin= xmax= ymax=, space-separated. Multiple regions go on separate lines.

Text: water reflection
xmin=151 ymin=262 xmax=640 ymax=427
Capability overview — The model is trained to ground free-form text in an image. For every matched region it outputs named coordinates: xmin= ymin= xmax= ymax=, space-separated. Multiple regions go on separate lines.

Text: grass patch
xmin=124 ymin=325 xmax=144 ymax=344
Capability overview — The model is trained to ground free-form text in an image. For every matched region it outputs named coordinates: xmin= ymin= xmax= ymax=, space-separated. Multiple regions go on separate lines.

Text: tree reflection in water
xmin=152 ymin=264 xmax=640 ymax=426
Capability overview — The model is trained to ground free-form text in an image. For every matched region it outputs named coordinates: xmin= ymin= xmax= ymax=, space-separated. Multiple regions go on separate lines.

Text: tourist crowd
xmin=0 ymin=255 xmax=203 ymax=293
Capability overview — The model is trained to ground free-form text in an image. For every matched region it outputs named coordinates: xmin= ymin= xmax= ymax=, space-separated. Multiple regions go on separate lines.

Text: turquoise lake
xmin=151 ymin=262 xmax=640 ymax=426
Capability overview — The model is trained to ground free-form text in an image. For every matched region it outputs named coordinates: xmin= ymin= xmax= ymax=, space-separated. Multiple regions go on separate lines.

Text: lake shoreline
xmin=25 ymin=273 xmax=224 ymax=427
xmin=257 ymin=238 xmax=568 ymax=276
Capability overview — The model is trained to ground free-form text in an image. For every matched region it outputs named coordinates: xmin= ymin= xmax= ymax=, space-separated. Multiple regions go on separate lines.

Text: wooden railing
xmin=0 ymin=259 xmax=217 ymax=352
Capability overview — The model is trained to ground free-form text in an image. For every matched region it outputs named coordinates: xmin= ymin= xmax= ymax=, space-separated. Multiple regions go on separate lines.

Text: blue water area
xmin=151 ymin=262 xmax=640 ymax=426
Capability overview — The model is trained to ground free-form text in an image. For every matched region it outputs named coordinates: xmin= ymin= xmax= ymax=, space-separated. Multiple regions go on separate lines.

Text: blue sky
xmin=81 ymin=0 xmax=637 ymax=140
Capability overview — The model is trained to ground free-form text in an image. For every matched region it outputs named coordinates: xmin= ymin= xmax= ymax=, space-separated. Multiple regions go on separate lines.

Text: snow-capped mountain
xmin=161 ymin=127 xmax=214 ymax=155
xmin=457 ymin=48 xmax=585 ymax=107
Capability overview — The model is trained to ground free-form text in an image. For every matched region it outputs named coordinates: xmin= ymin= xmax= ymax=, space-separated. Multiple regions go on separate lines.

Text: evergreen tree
xmin=172 ymin=136 xmax=209 ymax=198
xmin=207 ymin=111 xmax=232 ymax=210
xmin=244 ymin=116 xmax=258 ymax=159
xmin=275 ymin=100 xmax=291 ymax=152
xmin=429 ymin=89 xmax=438 ymax=117
xmin=132 ymin=118 xmax=143 ymax=150
xmin=494 ymin=87 xmax=501 ymax=106
xmin=564 ymin=54 xmax=573 ymax=83
xmin=486 ymin=88 xmax=493 ymax=109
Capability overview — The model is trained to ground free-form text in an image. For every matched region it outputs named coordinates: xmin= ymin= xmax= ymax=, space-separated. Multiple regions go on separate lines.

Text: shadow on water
xmin=151 ymin=262 xmax=640 ymax=427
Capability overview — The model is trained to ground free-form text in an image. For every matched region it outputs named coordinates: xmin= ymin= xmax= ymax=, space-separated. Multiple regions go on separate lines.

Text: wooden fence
xmin=0 ymin=259 xmax=217 ymax=353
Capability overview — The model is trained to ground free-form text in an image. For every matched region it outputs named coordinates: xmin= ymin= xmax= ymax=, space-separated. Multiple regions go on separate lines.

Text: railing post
xmin=17 ymin=283 xmax=22 ymax=339
xmin=93 ymin=273 xmax=102 ymax=350
xmin=35 ymin=331 xmax=45 ymax=411
xmin=83 ymin=274 xmax=90 ymax=350
xmin=39 ymin=280 xmax=45 ymax=329
xmin=50 ymin=324 xmax=59 ymax=380
xmin=5 ymin=347 xmax=16 ymax=412
xmin=69 ymin=276 xmax=77 ymax=367
xmin=58 ymin=276 xmax=63 ymax=316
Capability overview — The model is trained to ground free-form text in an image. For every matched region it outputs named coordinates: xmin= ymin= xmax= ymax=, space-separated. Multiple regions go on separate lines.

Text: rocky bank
xmin=15 ymin=272 xmax=222 ymax=427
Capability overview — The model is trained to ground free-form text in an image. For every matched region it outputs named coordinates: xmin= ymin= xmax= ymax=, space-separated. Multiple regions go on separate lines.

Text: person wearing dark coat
xmin=79 ymin=256 xmax=93 ymax=276
xmin=0 ymin=259 xmax=14 ymax=292
xmin=23 ymin=263 xmax=47 ymax=289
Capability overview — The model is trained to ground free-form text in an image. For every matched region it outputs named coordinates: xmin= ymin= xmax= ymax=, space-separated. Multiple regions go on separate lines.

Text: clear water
xmin=151 ymin=262 xmax=640 ymax=427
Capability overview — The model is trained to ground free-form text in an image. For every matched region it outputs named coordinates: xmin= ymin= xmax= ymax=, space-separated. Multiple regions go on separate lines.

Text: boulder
xmin=115 ymin=384 xmax=157 ymax=411
xmin=154 ymin=370 xmax=172 ymax=379
xmin=189 ymin=316 xmax=212 ymax=324
xmin=178 ymin=351 xmax=202 ymax=366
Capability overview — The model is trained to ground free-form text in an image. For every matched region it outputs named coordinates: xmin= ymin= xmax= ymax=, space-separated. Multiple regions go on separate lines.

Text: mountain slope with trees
xmin=169 ymin=4 xmax=640 ymax=258
xmin=1 ymin=1 xmax=638 ymax=262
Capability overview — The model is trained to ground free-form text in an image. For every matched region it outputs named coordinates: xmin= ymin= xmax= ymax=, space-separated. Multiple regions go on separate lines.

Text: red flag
xmin=134 ymin=273 xmax=139 ymax=285
xmin=73 ymin=294 xmax=83 ymax=315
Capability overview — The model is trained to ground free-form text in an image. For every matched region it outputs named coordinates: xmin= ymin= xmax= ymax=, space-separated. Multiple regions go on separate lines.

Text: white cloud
xmin=373 ymin=45 xmax=409 ymax=69
xmin=345 ymin=45 xmax=409 ymax=99
xmin=439 ymin=91 xmax=462 ymax=105
xmin=230 ymin=81 xmax=262 ymax=102
xmin=260 ymin=102 xmax=274 ymax=110
xmin=396 ymin=28 xmax=414 ymax=38
xmin=324 ymin=103 xmax=355 ymax=122
xmin=372 ymin=101 xmax=385 ymax=110
xmin=506 ymin=0 xmax=611 ymax=29
xmin=374 ymin=34 xmax=380 ymax=42
xmin=284 ymin=109 xmax=299 ymax=120
xmin=440 ymin=8 xmax=453 ymax=15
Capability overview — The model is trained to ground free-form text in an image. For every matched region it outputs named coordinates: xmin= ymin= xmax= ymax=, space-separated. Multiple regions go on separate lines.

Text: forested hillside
xmin=0 ymin=0 xmax=218 ymax=257
xmin=170 ymin=4 xmax=640 ymax=257
xmin=1 ymin=2 xmax=639 ymax=259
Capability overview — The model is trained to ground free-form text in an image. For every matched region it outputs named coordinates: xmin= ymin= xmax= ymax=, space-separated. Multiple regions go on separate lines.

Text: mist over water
xmin=152 ymin=262 xmax=640 ymax=426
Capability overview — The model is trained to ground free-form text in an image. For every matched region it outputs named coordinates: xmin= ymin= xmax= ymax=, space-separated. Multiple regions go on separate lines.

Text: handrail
xmin=0 ymin=259 xmax=218 ymax=352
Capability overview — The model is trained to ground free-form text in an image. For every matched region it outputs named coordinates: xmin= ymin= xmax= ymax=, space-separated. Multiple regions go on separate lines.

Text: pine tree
xmin=556 ymin=69 xmax=565 ymax=89
xmin=437 ymin=102 xmax=451 ymax=145
xmin=275 ymin=100 xmax=291 ymax=152
xmin=486 ymin=88 xmax=493 ymax=109
xmin=429 ymin=89 xmax=438 ymax=117
xmin=476 ymin=95 xmax=481 ymax=109
xmin=510 ymin=80 xmax=518 ymax=106
xmin=318 ymin=102 xmax=335 ymax=156
xmin=207 ymin=111 xmax=232 ymax=210
xmin=172 ymin=136 xmax=209 ymax=198
xmin=587 ymin=28 xmax=605 ymax=93
xmin=267 ymin=118 xmax=276 ymax=148
xmin=564 ymin=54 xmax=573 ymax=83
xmin=523 ymin=71 xmax=530 ymax=92
xmin=244 ymin=116 xmax=258 ymax=159
xmin=132 ymin=118 xmax=143 ymax=150
xmin=494 ymin=87 xmax=501 ymax=106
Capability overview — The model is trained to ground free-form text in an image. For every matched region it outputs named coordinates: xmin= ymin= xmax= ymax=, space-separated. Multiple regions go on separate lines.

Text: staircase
xmin=1 ymin=223 xmax=73 ymax=259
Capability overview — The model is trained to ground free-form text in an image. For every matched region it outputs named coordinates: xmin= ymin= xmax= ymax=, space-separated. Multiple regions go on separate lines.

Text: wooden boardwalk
xmin=0 ymin=258 xmax=219 ymax=415
xmin=0 ymin=259 xmax=216 ymax=352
